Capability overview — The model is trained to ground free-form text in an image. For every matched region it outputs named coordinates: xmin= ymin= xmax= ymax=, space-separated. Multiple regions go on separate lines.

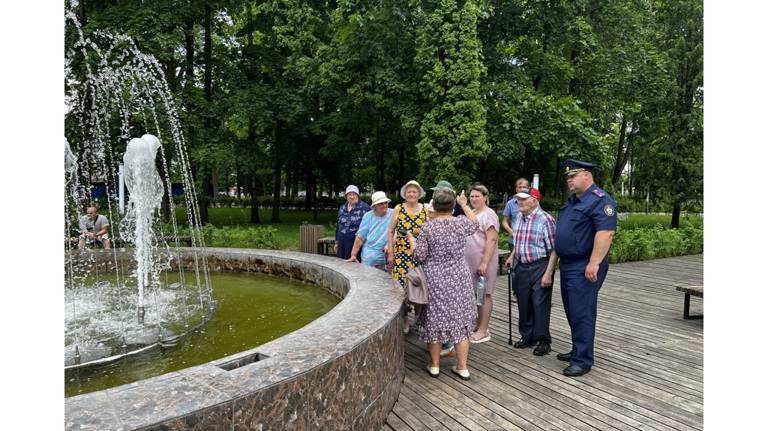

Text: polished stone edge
xmin=65 ymin=248 xmax=405 ymax=430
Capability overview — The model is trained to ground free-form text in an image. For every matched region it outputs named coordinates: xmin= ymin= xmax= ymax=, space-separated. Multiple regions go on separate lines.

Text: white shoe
xmin=426 ymin=366 xmax=440 ymax=378
xmin=451 ymin=366 xmax=470 ymax=381
xmin=469 ymin=330 xmax=491 ymax=344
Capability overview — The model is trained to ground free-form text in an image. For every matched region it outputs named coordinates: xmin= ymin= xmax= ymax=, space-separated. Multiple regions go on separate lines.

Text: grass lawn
xmin=173 ymin=207 xmax=338 ymax=250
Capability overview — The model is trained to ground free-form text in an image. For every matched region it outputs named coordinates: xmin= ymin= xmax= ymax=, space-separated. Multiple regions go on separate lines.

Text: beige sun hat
xmin=370 ymin=191 xmax=391 ymax=206
xmin=399 ymin=180 xmax=426 ymax=200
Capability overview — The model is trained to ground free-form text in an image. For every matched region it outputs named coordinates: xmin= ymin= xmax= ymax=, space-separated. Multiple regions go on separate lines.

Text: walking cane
xmin=508 ymin=267 xmax=514 ymax=345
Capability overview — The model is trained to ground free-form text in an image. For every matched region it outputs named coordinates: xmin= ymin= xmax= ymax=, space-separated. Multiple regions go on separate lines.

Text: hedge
xmin=608 ymin=225 xmax=703 ymax=263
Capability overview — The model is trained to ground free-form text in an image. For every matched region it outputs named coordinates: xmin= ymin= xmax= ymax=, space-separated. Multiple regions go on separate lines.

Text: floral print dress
xmin=392 ymin=204 xmax=429 ymax=288
xmin=412 ymin=217 xmax=480 ymax=344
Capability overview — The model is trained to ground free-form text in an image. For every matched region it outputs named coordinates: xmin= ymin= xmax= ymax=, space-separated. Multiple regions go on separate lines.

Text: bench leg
xmin=683 ymin=293 xmax=703 ymax=320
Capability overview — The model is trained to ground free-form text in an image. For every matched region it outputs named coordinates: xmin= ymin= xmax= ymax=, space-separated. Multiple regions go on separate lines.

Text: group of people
xmin=336 ymin=159 xmax=617 ymax=379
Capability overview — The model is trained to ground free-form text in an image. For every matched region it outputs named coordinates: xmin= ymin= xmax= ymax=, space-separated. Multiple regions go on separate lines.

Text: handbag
xmin=406 ymin=265 xmax=429 ymax=304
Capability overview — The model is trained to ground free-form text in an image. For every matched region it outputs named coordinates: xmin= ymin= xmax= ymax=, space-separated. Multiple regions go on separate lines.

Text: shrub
xmin=609 ymin=225 xmax=703 ymax=263
xmin=200 ymin=224 xmax=279 ymax=249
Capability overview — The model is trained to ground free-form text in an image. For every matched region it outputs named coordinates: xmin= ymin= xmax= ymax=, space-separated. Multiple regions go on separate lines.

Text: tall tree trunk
xmin=249 ymin=174 xmax=261 ymax=224
xmin=79 ymin=0 xmax=87 ymax=26
xmin=157 ymin=151 xmax=172 ymax=223
xmin=271 ymin=121 xmax=284 ymax=223
xmin=183 ymin=13 xmax=195 ymax=83
xmin=198 ymin=1 xmax=214 ymax=224
xmin=611 ymin=115 xmax=629 ymax=190
xmin=671 ymin=203 xmax=681 ymax=229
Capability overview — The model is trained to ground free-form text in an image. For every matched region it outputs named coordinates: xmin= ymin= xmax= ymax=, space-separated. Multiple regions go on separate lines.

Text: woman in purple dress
xmin=406 ymin=188 xmax=479 ymax=380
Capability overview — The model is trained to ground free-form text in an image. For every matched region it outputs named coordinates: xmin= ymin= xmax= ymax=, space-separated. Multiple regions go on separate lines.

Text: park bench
xmin=675 ymin=284 xmax=703 ymax=319
xmin=317 ymin=236 xmax=336 ymax=256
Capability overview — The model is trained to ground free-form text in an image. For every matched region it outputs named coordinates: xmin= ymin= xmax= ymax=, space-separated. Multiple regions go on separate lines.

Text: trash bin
xmin=299 ymin=224 xmax=326 ymax=254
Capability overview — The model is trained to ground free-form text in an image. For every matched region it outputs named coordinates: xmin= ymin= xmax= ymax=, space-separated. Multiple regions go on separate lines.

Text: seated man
xmin=78 ymin=204 xmax=111 ymax=249
xmin=345 ymin=191 xmax=394 ymax=270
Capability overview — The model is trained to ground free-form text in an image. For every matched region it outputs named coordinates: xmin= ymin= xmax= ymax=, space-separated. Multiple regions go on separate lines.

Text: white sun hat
xmin=370 ymin=191 xmax=391 ymax=206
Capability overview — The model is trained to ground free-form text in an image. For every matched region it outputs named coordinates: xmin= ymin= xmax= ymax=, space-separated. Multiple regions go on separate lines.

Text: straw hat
xmin=399 ymin=180 xmax=426 ymax=200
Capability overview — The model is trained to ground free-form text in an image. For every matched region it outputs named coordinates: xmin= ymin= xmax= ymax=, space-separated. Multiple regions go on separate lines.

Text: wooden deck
xmin=385 ymin=254 xmax=703 ymax=431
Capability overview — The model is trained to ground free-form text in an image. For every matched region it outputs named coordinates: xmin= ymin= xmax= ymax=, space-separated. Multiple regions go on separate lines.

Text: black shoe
xmin=556 ymin=351 xmax=572 ymax=362
xmin=533 ymin=342 xmax=551 ymax=356
xmin=563 ymin=365 xmax=591 ymax=377
xmin=513 ymin=339 xmax=534 ymax=348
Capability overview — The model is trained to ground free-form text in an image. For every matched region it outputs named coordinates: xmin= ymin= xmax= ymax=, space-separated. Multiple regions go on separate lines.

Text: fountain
xmin=64 ymin=6 xmax=214 ymax=370
xmin=64 ymin=5 xmax=404 ymax=430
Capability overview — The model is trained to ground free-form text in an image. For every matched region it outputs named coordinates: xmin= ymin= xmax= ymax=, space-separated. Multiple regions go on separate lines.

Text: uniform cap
xmin=564 ymin=159 xmax=596 ymax=176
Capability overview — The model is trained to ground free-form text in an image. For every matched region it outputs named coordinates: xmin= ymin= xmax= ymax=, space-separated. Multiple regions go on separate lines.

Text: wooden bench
xmin=317 ymin=236 xmax=336 ymax=256
xmin=675 ymin=285 xmax=703 ymax=319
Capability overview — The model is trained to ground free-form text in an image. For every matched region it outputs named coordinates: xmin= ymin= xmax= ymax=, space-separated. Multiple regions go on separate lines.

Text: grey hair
xmin=432 ymin=188 xmax=456 ymax=213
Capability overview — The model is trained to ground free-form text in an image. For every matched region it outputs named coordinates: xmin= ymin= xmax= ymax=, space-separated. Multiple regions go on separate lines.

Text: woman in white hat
xmin=335 ymin=185 xmax=371 ymax=260
xmin=345 ymin=191 xmax=393 ymax=270
xmin=386 ymin=180 xmax=428 ymax=289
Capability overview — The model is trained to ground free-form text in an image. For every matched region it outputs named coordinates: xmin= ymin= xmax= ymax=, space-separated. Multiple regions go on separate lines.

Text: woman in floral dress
xmin=407 ymin=188 xmax=479 ymax=380
xmin=386 ymin=180 xmax=428 ymax=288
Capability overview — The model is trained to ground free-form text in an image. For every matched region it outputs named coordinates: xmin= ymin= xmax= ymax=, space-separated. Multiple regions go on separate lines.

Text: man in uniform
xmin=554 ymin=160 xmax=617 ymax=377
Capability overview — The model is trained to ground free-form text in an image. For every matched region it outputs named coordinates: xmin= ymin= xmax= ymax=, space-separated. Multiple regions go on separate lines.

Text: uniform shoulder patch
xmin=592 ymin=188 xmax=606 ymax=198
xmin=603 ymin=204 xmax=615 ymax=217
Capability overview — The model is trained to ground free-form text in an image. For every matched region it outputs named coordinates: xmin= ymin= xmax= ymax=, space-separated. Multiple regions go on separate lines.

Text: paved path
xmin=384 ymin=255 xmax=703 ymax=431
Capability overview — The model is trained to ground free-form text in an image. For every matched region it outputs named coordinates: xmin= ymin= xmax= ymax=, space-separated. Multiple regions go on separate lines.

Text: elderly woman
xmin=465 ymin=184 xmax=500 ymax=344
xmin=386 ymin=180 xmax=429 ymax=288
xmin=406 ymin=188 xmax=479 ymax=380
xmin=345 ymin=191 xmax=394 ymax=270
xmin=335 ymin=185 xmax=371 ymax=260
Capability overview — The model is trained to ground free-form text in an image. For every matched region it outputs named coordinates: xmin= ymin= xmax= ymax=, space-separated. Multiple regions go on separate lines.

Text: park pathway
xmin=384 ymin=254 xmax=703 ymax=431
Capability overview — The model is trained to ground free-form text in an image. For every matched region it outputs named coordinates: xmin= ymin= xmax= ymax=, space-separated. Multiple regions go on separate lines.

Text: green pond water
xmin=65 ymin=271 xmax=340 ymax=397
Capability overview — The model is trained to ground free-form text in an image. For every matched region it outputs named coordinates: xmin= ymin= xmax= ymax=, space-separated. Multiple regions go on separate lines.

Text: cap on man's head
xmin=430 ymin=180 xmax=454 ymax=192
xmin=515 ymin=187 xmax=541 ymax=201
xmin=563 ymin=159 xmax=596 ymax=176
xmin=345 ymin=185 xmax=360 ymax=196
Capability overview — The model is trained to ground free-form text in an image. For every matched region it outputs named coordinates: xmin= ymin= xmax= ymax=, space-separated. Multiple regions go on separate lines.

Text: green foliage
xmin=69 ymin=0 xmax=703 ymax=221
xmin=609 ymin=224 xmax=703 ymax=263
xmin=414 ymin=0 xmax=489 ymax=187
xmin=201 ymin=224 xmax=280 ymax=249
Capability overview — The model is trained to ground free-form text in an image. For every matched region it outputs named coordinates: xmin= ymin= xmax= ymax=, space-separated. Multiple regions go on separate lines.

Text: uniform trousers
xmin=559 ymin=256 xmax=609 ymax=369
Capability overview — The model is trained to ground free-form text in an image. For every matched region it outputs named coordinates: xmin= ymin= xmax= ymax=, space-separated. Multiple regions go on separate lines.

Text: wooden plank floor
xmin=384 ymin=255 xmax=703 ymax=431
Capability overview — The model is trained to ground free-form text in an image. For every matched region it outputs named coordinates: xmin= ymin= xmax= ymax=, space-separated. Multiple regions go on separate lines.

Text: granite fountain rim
xmin=64 ymin=247 xmax=405 ymax=429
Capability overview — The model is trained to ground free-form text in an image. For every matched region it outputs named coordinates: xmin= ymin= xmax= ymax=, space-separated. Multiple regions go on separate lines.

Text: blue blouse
xmin=336 ymin=201 xmax=372 ymax=237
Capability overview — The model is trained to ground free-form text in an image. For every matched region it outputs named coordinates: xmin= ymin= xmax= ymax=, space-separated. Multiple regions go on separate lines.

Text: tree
xmin=414 ymin=0 xmax=489 ymax=189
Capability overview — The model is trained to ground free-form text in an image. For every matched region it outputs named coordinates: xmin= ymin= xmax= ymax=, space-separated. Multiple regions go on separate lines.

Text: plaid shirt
xmin=511 ymin=206 xmax=556 ymax=263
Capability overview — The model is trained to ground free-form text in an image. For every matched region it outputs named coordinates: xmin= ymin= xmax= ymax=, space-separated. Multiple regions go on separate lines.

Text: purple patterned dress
xmin=412 ymin=216 xmax=479 ymax=344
